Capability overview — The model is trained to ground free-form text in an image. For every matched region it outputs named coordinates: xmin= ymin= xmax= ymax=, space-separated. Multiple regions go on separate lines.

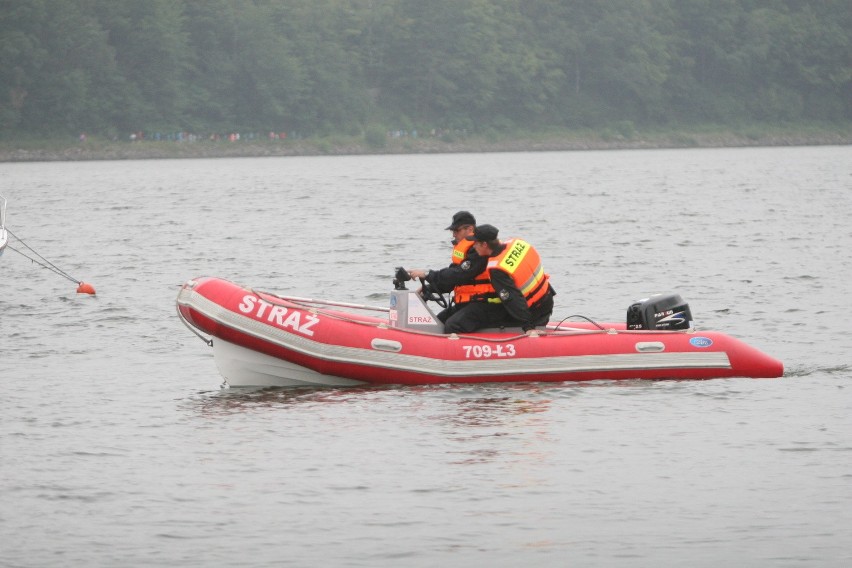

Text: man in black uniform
xmin=442 ymin=224 xmax=555 ymax=334
xmin=407 ymin=211 xmax=491 ymax=326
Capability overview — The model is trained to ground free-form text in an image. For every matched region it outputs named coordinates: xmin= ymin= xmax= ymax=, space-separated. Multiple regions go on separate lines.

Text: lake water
xmin=1 ymin=147 xmax=850 ymax=567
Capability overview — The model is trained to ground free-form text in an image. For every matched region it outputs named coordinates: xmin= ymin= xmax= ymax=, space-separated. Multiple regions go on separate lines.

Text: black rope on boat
xmin=552 ymin=314 xmax=608 ymax=332
xmin=6 ymin=229 xmax=83 ymax=285
xmin=176 ymin=304 xmax=214 ymax=347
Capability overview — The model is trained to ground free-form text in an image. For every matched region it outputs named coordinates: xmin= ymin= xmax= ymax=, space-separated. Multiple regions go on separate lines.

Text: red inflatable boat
xmin=176 ymin=276 xmax=783 ymax=388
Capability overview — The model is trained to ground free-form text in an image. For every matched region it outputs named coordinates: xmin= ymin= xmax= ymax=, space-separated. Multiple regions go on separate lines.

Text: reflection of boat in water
xmin=177 ymin=276 xmax=784 ymax=388
xmin=0 ymin=194 xmax=8 ymax=256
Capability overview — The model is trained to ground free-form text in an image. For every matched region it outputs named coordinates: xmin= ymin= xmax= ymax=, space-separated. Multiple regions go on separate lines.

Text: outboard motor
xmin=626 ymin=293 xmax=693 ymax=330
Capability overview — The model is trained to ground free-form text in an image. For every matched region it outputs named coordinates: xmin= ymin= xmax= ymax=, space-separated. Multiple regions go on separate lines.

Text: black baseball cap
xmin=445 ymin=210 xmax=476 ymax=230
xmin=466 ymin=224 xmax=499 ymax=242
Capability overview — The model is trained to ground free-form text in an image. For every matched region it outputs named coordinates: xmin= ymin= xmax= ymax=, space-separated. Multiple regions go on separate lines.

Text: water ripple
xmin=2 ymin=148 xmax=851 ymax=567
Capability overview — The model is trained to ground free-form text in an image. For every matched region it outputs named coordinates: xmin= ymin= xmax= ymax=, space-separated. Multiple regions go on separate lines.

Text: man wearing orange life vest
xmin=441 ymin=223 xmax=555 ymax=334
xmin=407 ymin=211 xmax=494 ymax=327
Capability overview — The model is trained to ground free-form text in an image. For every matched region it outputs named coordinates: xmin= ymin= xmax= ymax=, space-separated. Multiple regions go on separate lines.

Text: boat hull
xmin=213 ymin=338 xmax=367 ymax=387
xmin=177 ymin=277 xmax=784 ymax=388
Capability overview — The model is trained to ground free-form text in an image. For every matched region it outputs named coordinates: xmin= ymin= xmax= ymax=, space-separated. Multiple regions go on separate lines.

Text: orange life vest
xmin=486 ymin=238 xmax=551 ymax=307
xmin=451 ymin=239 xmax=496 ymax=304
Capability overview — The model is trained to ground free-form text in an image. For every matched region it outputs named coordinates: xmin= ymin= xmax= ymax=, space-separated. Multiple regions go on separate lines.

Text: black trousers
xmin=444 ymin=294 xmax=554 ymax=334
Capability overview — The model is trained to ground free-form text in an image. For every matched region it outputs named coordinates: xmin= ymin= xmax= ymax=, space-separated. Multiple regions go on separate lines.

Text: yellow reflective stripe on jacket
xmin=487 ymin=239 xmax=550 ymax=307
xmin=452 ymin=239 xmax=473 ymax=264
xmin=495 ymin=239 xmax=533 ymax=273
xmin=518 ymin=264 xmax=546 ymax=297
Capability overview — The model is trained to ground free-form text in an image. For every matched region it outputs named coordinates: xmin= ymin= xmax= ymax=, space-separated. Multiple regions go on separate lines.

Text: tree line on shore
xmin=1 ymin=0 xmax=849 ymax=140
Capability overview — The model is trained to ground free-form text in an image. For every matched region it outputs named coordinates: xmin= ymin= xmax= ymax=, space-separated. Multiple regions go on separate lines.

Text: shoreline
xmin=1 ymin=127 xmax=850 ymax=162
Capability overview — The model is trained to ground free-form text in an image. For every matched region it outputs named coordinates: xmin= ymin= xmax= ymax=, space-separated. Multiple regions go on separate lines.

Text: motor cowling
xmin=626 ymin=293 xmax=693 ymax=330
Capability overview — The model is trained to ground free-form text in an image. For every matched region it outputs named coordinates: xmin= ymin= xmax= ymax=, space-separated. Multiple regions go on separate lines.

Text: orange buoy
xmin=76 ymin=282 xmax=96 ymax=295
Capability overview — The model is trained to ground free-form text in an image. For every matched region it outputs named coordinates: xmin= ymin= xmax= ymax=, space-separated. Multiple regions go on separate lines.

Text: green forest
xmin=1 ymin=0 xmax=850 ymax=141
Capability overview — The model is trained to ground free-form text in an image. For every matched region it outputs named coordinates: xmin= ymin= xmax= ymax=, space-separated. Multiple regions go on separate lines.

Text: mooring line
xmin=6 ymin=228 xmax=96 ymax=294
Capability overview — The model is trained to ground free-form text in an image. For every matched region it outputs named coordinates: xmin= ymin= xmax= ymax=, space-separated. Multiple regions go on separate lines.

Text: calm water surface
xmin=1 ymin=147 xmax=850 ymax=567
